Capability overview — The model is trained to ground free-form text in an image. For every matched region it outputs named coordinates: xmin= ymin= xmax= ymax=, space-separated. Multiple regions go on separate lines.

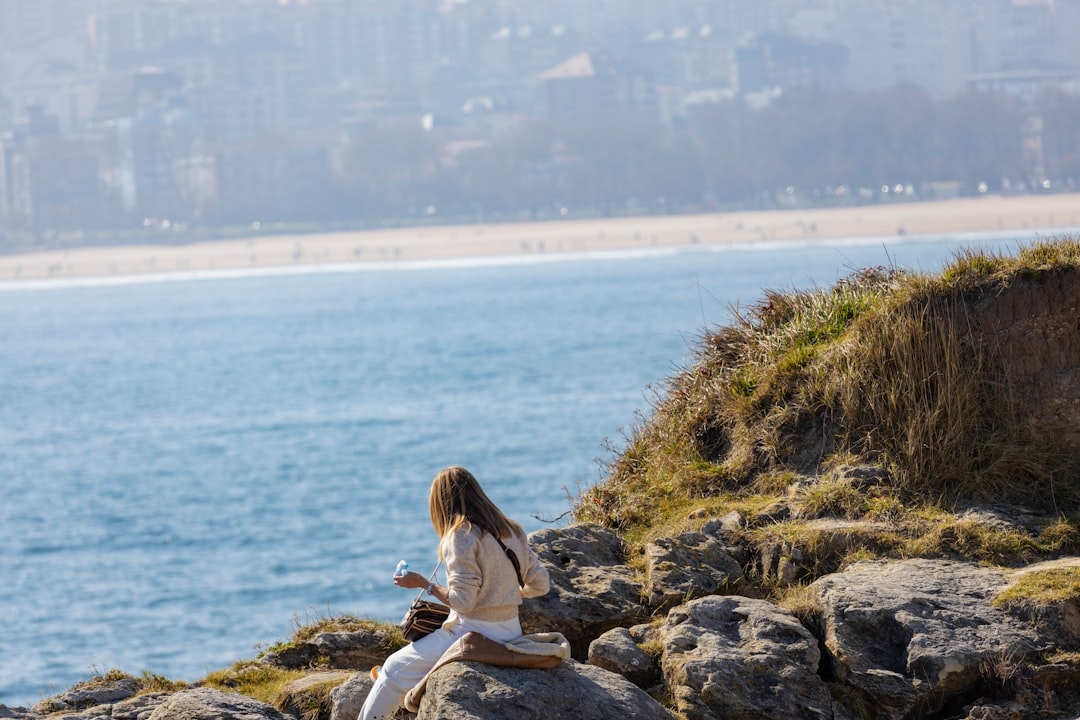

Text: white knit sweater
xmin=441 ymin=523 xmax=550 ymax=622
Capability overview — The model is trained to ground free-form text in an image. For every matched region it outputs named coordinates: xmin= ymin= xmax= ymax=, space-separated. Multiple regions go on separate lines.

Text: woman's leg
xmin=358 ymin=628 xmax=455 ymax=720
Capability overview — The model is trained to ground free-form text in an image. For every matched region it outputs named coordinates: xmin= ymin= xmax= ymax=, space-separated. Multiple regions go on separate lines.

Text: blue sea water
xmin=0 ymin=229 xmax=1065 ymax=706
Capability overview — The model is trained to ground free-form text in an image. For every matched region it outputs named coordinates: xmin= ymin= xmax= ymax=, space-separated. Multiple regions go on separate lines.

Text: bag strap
xmin=412 ymin=560 xmax=445 ymax=604
xmin=491 ymin=534 xmax=525 ymax=588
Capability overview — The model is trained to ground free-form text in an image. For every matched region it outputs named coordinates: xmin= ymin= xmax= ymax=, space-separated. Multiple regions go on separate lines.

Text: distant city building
xmin=0 ymin=0 xmax=94 ymax=52
xmin=830 ymin=0 xmax=1080 ymax=98
xmin=5 ymin=61 xmax=98 ymax=136
xmin=0 ymin=0 xmax=1078 ymax=233
xmin=538 ymin=51 xmax=656 ymax=122
xmin=0 ymin=106 xmax=101 ymax=230
xmin=149 ymin=33 xmax=310 ymax=139
xmin=733 ymin=32 xmax=848 ymax=95
xmin=0 ymin=131 xmax=13 ymax=226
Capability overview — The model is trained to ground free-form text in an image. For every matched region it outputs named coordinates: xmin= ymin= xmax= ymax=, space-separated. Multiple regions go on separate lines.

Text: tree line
xmin=331 ymin=84 xmax=1080 ymax=227
xmin=6 ymin=83 xmax=1080 ymax=241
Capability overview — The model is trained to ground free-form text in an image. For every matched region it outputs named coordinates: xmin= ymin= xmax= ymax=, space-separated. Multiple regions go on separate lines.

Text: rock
xmin=519 ymin=524 xmax=647 ymax=658
xmin=956 ymin=505 xmax=1042 ymax=535
xmin=24 ymin=692 xmax=171 ymax=720
xmin=627 ymin=622 xmax=661 ymax=645
xmin=0 ymin=706 xmax=38 ymax=720
xmin=643 ymin=530 xmax=744 ymax=610
xmin=327 ymin=672 xmax=414 ymax=720
xmin=414 ymin=660 xmax=673 ymax=720
xmin=110 ymin=693 xmax=172 ymax=720
xmin=755 ymin=519 xmax=888 ymax=587
xmin=832 ymin=464 xmax=891 ymax=488
xmin=261 ymin=628 xmax=398 ymax=670
xmin=278 ymin=671 xmax=353 ymax=720
xmin=957 ymin=654 xmax=1080 ymax=719
xmin=957 ymin=702 xmax=1031 ymax=720
xmin=588 ymin=627 xmax=660 ymax=688
xmin=32 ymin=677 xmax=140 ymax=714
xmin=709 ymin=511 xmax=746 ymax=539
xmin=811 ymin=559 xmax=1048 ymax=720
xmin=659 ymin=595 xmax=839 ymax=720
xmin=328 ymin=672 xmax=372 ymax=720
xmin=757 ymin=501 xmax=791 ymax=522
xmin=145 ymin=688 xmax=293 ymax=720
xmin=1018 ymin=660 xmax=1080 ymax=714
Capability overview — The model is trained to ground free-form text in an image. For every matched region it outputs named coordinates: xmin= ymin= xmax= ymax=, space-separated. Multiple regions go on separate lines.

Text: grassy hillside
xmin=575 ymin=237 xmax=1080 ymax=579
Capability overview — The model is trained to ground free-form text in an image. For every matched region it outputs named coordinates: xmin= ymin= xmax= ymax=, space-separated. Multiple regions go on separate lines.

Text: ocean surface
xmin=0 ymin=228 xmax=1067 ymax=706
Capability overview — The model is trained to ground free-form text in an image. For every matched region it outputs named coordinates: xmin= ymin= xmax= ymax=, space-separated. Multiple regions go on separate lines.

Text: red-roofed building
xmin=537 ymin=51 xmax=655 ymax=122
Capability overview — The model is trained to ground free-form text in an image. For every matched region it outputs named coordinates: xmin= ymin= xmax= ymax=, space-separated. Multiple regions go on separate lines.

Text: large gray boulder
xmin=588 ymin=626 xmax=661 ymax=688
xmin=32 ymin=677 xmax=140 ymax=715
xmin=326 ymin=672 xmax=416 ymax=720
xmin=145 ymin=688 xmax=292 ymax=720
xmin=810 ymin=559 xmax=1048 ymax=720
xmin=659 ymin=595 xmax=841 ymax=720
xmin=643 ymin=527 xmax=745 ymax=611
xmin=105 ymin=693 xmax=173 ymax=720
xmin=414 ymin=660 xmax=672 ymax=720
xmin=328 ymin=672 xmax=373 ymax=720
xmin=520 ymin=524 xmax=647 ymax=658
xmin=24 ymin=691 xmax=170 ymax=720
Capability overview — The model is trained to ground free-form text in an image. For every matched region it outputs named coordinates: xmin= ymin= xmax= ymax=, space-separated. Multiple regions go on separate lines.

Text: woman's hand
xmin=393 ymin=571 xmax=430 ymax=590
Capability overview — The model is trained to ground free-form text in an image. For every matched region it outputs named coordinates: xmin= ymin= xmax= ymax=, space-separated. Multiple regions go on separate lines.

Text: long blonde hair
xmin=429 ymin=466 xmax=519 ymax=556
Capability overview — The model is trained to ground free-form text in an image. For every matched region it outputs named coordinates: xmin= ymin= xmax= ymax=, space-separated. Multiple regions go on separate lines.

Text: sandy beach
xmin=1 ymin=193 xmax=1078 ymax=284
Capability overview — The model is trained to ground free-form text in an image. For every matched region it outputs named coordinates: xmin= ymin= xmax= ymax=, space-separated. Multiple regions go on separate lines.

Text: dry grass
xmin=275 ymin=674 xmax=350 ymax=720
xmin=797 ymin=475 xmax=877 ymax=520
xmin=575 ymin=237 xmax=1080 ymax=580
xmin=288 ymin=611 xmax=400 ymax=647
xmin=200 ymin=661 xmax=311 ymax=707
xmin=775 ymin=583 xmax=824 ymax=629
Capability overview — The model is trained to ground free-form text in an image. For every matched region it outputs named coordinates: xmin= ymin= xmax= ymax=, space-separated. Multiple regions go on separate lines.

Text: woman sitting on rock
xmin=359 ymin=465 xmax=551 ymax=720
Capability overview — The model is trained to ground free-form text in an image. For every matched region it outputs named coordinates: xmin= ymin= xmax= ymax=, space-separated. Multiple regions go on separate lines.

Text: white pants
xmin=358 ymin=612 xmax=522 ymax=720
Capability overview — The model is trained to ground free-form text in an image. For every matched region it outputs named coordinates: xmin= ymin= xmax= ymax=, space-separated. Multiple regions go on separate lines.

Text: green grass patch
xmin=993 ymin=567 xmax=1080 ymax=608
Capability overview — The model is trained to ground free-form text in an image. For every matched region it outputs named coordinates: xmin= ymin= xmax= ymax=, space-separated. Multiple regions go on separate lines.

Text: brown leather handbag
xmin=400 ymin=530 xmax=523 ymax=643
xmin=399 ymin=562 xmax=450 ymax=642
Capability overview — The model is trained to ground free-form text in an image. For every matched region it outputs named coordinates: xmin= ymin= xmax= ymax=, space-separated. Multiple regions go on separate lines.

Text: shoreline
xmin=1 ymin=193 xmax=1078 ymax=284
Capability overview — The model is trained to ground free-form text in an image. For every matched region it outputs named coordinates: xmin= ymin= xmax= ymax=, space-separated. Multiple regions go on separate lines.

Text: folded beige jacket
xmin=404 ymin=631 xmax=571 ymax=712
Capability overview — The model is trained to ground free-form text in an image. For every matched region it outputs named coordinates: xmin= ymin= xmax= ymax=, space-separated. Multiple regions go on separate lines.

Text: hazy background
xmin=0 ymin=0 xmax=1079 ymax=243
